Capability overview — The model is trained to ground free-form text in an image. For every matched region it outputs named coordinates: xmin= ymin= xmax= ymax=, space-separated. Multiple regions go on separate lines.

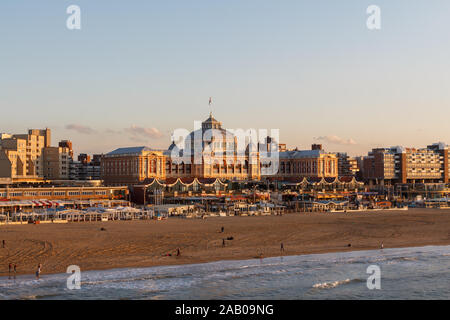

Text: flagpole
xmin=209 ymin=97 xmax=212 ymax=116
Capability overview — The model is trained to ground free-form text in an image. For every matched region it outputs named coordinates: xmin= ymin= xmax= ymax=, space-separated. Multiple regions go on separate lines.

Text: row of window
xmin=3 ymin=190 xmax=108 ymax=197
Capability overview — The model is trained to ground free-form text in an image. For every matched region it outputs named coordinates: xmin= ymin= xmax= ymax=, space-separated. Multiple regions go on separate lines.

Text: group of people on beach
xmin=7 ymin=263 xmax=41 ymax=279
xmin=3 ymin=238 xmax=42 ymax=280
xmin=3 ymin=241 xmax=17 ymax=279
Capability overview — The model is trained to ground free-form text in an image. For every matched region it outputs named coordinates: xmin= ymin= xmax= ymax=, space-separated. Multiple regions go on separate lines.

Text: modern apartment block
xmin=59 ymin=140 xmax=74 ymax=159
xmin=0 ymin=129 xmax=82 ymax=183
xmin=0 ymin=129 xmax=50 ymax=182
xmin=69 ymin=154 xmax=102 ymax=181
xmin=362 ymin=143 xmax=449 ymax=185
xmin=335 ymin=153 xmax=360 ymax=177
xmin=42 ymin=146 xmax=71 ymax=180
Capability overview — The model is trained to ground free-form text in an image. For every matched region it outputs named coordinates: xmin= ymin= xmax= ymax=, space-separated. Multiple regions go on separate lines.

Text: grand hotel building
xmin=101 ymin=114 xmax=339 ymax=185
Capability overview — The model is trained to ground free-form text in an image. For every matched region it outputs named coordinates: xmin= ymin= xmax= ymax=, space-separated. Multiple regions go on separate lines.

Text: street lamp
xmin=143 ymin=185 xmax=147 ymax=207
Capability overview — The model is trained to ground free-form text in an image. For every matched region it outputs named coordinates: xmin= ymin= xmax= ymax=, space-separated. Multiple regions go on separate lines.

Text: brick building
xmin=263 ymin=144 xmax=338 ymax=181
xmin=362 ymin=143 xmax=449 ymax=185
xmin=101 ymin=114 xmax=262 ymax=185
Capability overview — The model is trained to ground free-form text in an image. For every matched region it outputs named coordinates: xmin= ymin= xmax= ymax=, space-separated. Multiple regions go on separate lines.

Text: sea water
xmin=1 ymin=245 xmax=450 ymax=299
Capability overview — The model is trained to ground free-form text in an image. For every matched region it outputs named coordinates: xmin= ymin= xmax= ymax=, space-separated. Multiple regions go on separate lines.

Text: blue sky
xmin=1 ymin=0 xmax=449 ymax=156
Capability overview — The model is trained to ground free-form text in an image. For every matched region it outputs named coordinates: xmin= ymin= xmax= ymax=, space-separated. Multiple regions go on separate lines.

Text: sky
xmin=0 ymin=0 xmax=449 ymax=157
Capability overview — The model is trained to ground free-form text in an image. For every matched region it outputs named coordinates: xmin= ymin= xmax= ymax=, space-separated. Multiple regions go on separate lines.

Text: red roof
xmin=164 ymin=178 xmax=178 ymax=185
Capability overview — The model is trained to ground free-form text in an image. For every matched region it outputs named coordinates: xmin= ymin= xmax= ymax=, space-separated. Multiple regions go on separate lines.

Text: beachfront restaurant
xmin=423 ymin=198 xmax=450 ymax=208
xmin=0 ymin=199 xmax=131 ymax=223
xmin=131 ymin=177 xmax=229 ymax=204
xmin=151 ymin=204 xmax=196 ymax=217
xmin=299 ymin=200 xmax=350 ymax=212
xmin=275 ymin=177 xmax=365 ymax=192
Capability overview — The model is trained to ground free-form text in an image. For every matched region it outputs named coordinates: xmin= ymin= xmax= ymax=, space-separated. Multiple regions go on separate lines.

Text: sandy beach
xmin=1 ymin=208 xmax=450 ymax=277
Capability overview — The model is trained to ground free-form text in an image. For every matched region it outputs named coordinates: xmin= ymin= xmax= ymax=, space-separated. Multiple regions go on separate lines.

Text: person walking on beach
xmin=35 ymin=264 xmax=41 ymax=280
xmin=8 ymin=263 xmax=12 ymax=276
xmin=176 ymin=248 xmax=181 ymax=256
xmin=280 ymin=242 xmax=284 ymax=253
xmin=221 ymin=226 xmax=224 ymax=233
xmin=381 ymin=242 xmax=384 ymax=249
xmin=222 ymin=239 xmax=225 ymax=248
xmin=13 ymin=264 xmax=17 ymax=278
xmin=2 ymin=240 xmax=5 ymax=248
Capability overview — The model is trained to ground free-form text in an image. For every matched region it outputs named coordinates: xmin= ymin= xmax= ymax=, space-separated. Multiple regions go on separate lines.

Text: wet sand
xmin=1 ymin=208 xmax=450 ymax=276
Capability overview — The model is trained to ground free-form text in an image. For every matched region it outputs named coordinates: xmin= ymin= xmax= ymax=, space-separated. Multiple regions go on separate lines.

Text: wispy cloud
xmin=316 ymin=135 xmax=357 ymax=145
xmin=124 ymin=125 xmax=164 ymax=140
xmin=66 ymin=124 xmax=95 ymax=134
xmin=104 ymin=128 xmax=122 ymax=134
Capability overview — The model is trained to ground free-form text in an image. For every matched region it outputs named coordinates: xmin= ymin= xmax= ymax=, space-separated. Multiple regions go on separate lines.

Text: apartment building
xmin=0 ymin=129 xmax=79 ymax=182
xmin=0 ymin=129 xmax=50 ymax=181
xmin=0 ymin=138 xmax=28 ymax=180
xmin=362 ymin=143 xmax=449 ymax=185
xmin=69 ymin=154 xmax=101 ymax=181
xmin=59 ymin=140 xmax=74 ymax=159
xmin=335 ymin=153 xmax=360 ymax=177
xmin=42 ymin=146 xmax=71 ymax=180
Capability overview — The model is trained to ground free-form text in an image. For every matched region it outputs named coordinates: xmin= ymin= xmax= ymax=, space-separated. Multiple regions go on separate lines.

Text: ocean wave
xmin=81 ymin=272 xmax=193 ymax=286
xmin=2 ymin=245 xmax=450 ymax=299
xmin=312 ymin=278 xmax=356 ymax=289
xmin=19 ymin=295 xmax=38 ymax=300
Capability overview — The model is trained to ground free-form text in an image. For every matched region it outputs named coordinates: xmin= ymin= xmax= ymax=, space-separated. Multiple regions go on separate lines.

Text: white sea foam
xmin=312 ymin=279 xmax=352 ymax=289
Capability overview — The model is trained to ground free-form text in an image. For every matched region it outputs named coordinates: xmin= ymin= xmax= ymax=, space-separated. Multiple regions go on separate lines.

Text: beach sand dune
xmin=1 ymin=208 xmax=450 ymax=276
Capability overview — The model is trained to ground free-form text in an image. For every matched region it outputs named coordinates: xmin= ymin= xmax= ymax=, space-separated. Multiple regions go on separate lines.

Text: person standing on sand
xmin=13 ymin=264 xmax=17 ymax=278
xmin=176 ymin=248 xmax=180 ymax=256
xmin=280 ymin=242 xmax=284 ymax=253
xmin=381 ymin=242 xmax=384 ymax=249
xmin=257 ymin=249 xmax=263 ymax=259
xmin=8 ymin=263 xmax=12 ymax=275
xmin=222 ymin=239 xmax=225 ymax=247
xmin=2 ymin=240 xmax=5 ymax=248
xmin=221 ymin=226 xmax=224 ymax=233
xmin=35 ymin=264 xmax=41 ymax=280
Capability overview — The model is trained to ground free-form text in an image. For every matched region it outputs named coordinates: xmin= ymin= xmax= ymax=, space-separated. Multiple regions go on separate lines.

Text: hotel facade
xmin=101 ymin=114 xmax=261 ymax=185
xmin=362 ymin=143 xmax=449 ymax=185
xmin=262 ymin=144 xmax=339 ymax=181
xmin=101 ymin=114 xmax=338 ymax=185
